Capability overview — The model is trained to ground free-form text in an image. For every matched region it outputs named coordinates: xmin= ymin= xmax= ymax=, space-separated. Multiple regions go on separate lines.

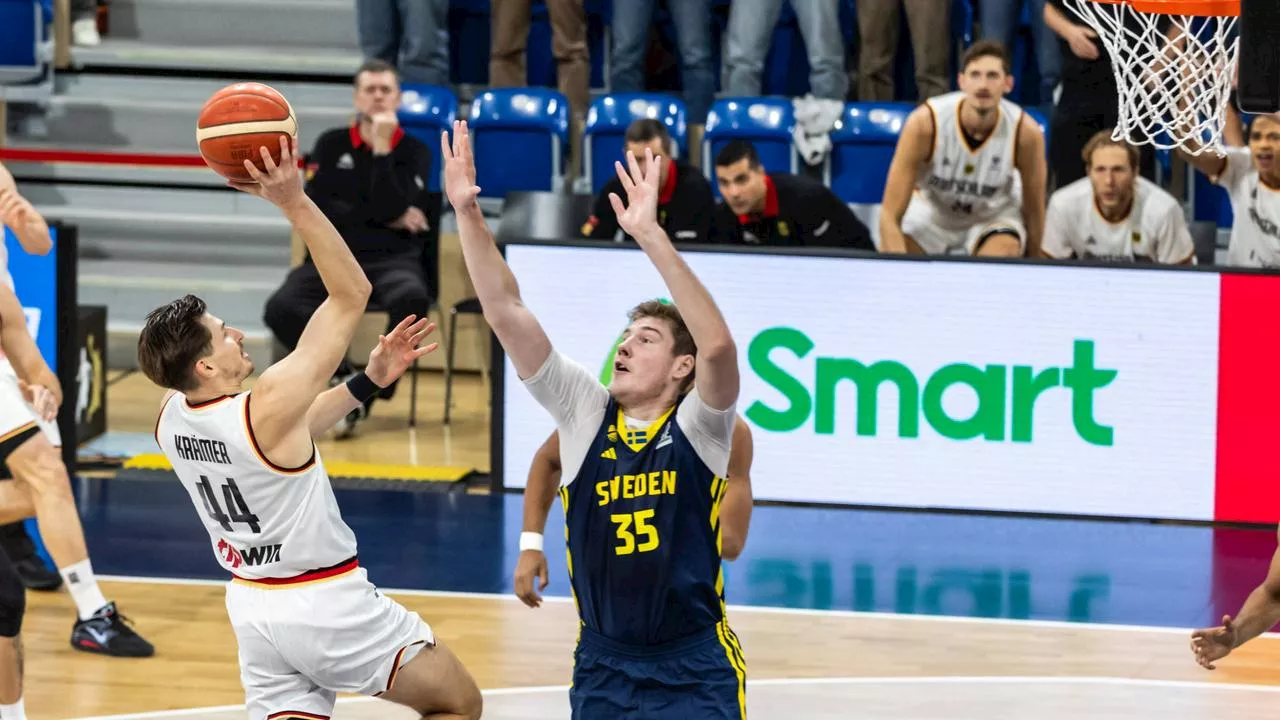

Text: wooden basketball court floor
xmin=17 ymin=370 xmax=1280 ymax=718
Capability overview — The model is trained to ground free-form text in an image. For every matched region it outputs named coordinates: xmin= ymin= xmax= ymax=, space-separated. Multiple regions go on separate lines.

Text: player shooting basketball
xmin=443 ymin=119 xmax=749 ymax=718
xmin=137 ymin=137 xmax=481 ymax=720
xmin=879 ymin=40 xmax=1047 ymax=257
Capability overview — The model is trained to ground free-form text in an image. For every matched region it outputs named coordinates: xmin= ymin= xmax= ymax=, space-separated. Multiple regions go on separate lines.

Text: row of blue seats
xmin=397 ymin=85 xmax=1048 ymax=207
xmin=0 ymin=0 xmax=53 ymax=100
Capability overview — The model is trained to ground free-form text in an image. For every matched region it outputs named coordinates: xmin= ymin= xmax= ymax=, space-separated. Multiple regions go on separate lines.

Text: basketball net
xmin=1062 ymin=0 xmax=1239 ymax=156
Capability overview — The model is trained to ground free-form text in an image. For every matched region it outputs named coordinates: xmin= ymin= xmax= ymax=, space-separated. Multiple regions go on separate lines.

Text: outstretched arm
xmin=237 ymin=138 xmax=373 ymax=468
xmin=611 ymin=150 xmax=738 ymax=411
xmin=1192 ymin=527 xmax=1280 ymax=669
xmin=0 ymin=163 xmax=52 ymax=256
xmin=440 ymin=121 xmax=553 ymax=381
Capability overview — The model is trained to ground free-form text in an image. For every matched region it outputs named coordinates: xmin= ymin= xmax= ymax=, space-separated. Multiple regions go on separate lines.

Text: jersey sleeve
xmin=522 ymin=350 xmax=610 ymax=484
xmin=1041 ymin=191 xmax=1074 ymax=259
xmin=675 ymin=386 xmax=736 ymax=478
xmin=1153 ymin=199 xmax=1197 ymax=264
xmin=1214 ymin=147 xmax=1253 ymax=194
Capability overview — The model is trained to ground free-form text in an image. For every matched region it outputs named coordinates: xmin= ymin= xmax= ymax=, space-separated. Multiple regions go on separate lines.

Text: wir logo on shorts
xmin=217 ymin=539 xmax=282 ymax=569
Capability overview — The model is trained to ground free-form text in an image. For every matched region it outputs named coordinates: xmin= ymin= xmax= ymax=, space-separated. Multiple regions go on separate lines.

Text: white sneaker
xmin=72 ymin=17 xmax=101 ymax=46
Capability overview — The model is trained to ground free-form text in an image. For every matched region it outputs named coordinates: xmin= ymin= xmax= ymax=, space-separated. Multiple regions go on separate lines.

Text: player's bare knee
xmin=9 ymin=438 xmax=71 ymax=501
xmin=974 ymin=232 xmax=1022 ymax=257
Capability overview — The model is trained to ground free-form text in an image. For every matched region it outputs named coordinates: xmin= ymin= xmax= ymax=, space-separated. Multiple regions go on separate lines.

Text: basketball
xmin=196 ymin=82 xmax=298 ymax=182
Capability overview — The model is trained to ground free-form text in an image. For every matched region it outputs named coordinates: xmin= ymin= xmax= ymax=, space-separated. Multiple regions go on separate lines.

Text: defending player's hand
xmin=228 ymin=136 xmax=304 ymax=208
xmin=365 ymin=315 xmax=437 ymax=388
xmin=514 ymin=549 xmax=549 ymax=608
xmin=17 ymin=379 xmax=58 ymax=422
xmin=609 ymin=148 xmax=662 ymax=242
xmin=1190 ymin=614 xmax=1237 ymax=669
xmin=442 ymin=120 xmax=481 ymax=212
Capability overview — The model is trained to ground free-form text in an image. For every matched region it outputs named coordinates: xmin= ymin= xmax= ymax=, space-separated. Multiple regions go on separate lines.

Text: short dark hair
xmin=628 ymin=299 xmax=697 ymax=392
xmin=624 ymin=119 xmax=672 ymax=151
xmin=354 ymin=58 xmax=398 ymax=87
xmin=960 ymin=40 xmax=1011 ymax=75
xmin=714 ymin=140 xmax=761 ymax=169
xmin=137 ymin=295 xmax=212 ymax=392
xmin=1083 ymin=130 xmax=1140 ymax=171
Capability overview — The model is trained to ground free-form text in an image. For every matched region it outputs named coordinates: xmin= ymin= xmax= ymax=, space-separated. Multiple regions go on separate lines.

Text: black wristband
xmin=345 ymin=372 xmax=381 ymax=403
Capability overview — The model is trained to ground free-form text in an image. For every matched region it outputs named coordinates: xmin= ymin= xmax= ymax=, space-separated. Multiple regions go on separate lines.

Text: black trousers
xmin=263 ymin=255 xmax=430 ymax=395
xmin=0 ymin=523 xmax=33 ymax=562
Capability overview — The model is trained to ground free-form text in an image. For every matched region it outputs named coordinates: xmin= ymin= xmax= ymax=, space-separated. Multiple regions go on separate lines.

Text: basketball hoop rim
xmin=1077 ymin=0 xmax=1239 ymax=15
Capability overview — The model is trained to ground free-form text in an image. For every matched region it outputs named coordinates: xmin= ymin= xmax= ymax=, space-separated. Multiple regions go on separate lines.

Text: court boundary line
xmin=96 ymin=573 xmax=1273 ymax=638
xmin=70 ymin=675 xmax=1280 ymax=720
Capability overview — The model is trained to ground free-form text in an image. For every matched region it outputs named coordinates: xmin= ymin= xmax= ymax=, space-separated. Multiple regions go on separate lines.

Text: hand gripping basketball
xmin=228 ymin=136 xmax=304 ymax=209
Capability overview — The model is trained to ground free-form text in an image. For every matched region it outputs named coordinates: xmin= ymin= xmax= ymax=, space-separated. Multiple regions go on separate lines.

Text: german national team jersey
xmin=523 ymin=350 xmax=735 ymax=646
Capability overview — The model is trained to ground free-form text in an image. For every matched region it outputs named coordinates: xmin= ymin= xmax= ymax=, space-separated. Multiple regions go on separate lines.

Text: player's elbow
xmin=721 ymin=530 xmax=745 ymax=561
xmin=334 ymin=276 xmax=373 ymax=306
xmin=700 ymin=336 xmax=737 ymax=366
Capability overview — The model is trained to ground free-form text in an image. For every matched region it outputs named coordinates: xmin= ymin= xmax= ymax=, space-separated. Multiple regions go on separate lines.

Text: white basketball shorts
xmin=225 ymin=562 xmax=435 ymax=720
xmin=0 ymin=358 xmax=60 ymax=447
xmin=901 ymin=194 xmax=1027 ymax=255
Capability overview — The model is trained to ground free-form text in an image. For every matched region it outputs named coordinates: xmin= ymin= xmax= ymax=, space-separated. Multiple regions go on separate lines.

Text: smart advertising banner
xmin=496 ymin=242 xmax=1280 ymax=525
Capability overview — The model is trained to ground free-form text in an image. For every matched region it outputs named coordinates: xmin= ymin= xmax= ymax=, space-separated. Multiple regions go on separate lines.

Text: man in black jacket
xmin=711 ymin=140 xmax=875 ymax=250
xmin=581 ymin=119 xmax=717 ymax=244
xmin=263 ymin=59 xmax=433 ymax=436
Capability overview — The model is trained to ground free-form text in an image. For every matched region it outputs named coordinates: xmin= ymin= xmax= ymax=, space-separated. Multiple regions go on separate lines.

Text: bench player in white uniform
xmin=0 ymin=164 xmax=155 ymax=657
xmin=880 ymin=40 xmax=1047 ymax=257
xmin=1179 ymin=107 xmax=1280 ymax=268
xmin=137 ymin=138 xmax=481 ymax=720
xmin=1043 ymin=131 xmax=1196 ymax=264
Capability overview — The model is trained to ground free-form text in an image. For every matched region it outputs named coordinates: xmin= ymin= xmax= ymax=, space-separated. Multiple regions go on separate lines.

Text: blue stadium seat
xmin=582 ymin=94 xmax=688 ymax=194
xmin=827 ymin=103 xmax=912 ymax=209
xmin=703 ymin=97 xmax=796 ymax=198
xmin=398 ymin=84 xmax=458 ymax=193
xmin=468 ymin=88 xmax=571 ymax=198
xmin=0 ymin=0 xmax=53 ymax=100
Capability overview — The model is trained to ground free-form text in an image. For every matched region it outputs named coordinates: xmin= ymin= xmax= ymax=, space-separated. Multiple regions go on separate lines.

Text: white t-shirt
xmin=522 ymin=349 xmax=735 ymax=484
xmin=1043 ymin=176 xmax=1195 ymax=264
xmin=1215 ymin=146 xmax=1280 ymax=268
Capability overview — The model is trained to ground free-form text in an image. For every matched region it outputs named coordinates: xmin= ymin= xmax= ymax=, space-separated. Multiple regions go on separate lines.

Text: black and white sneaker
xmin=71 ymin=602 xmax=155 ymax=657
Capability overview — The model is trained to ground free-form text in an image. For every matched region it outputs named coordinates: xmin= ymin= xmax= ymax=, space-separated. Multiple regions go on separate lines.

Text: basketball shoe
xmin=71 ymin=602 xmax=155 ymax=657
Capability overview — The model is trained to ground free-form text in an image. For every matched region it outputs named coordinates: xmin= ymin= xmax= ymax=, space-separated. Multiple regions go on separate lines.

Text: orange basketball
xmin=196 ymin=82 xmax=298 ymax=182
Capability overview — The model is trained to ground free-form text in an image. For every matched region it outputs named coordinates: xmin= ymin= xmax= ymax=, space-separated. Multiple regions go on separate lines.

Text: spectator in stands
xmin=1179 ymin=107 xmax=1280 ymax=268
xmin=856 ymin=0 xmax=951 ymax=102
xmin=263 ymin=60 xmax=433 ymax=436
xmin=581 ymin=119 xmax=716 ymax=244
xmin=71 ymin=0 xmax=100 ymax=46
xmin=1043 ymin=0 xmax=1157 ymax=188
xmin=356 ymin=0 xmax=449 ymax=85
xmin=1042 ymin=131 xmax=1194 ymax=264
xmin=609 ymin=1 xmax=714 ymax=138
xmin=710 ymin=140 xmax=874 ymax=249
xmin=980 ymin=0 xmax=1058 ymax=108
xmin=723 ymin=0 xmax=848 ymax=101
xmin=490 ymin=0 xmax=590 ymax=121
xmin=879 ymin=41 xmax=1046 ymax=257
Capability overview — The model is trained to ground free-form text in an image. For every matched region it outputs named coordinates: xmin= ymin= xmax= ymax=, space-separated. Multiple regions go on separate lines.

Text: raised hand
xmin=441 ymin=120 xmax=481 ymax=212
xmin=1190 ymin=615 xmax=1237 ymax=670
xmin=365 ymin=315 xmax=438 ymax=388
xmin=608 ymin=148 xmax=662 ymax=241
xmin=228 ymin=136 xmax=304 ymax=209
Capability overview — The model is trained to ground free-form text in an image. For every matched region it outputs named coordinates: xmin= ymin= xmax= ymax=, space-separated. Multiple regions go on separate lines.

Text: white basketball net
xmin=1062 ymin=0 xmax=1239 ymax=156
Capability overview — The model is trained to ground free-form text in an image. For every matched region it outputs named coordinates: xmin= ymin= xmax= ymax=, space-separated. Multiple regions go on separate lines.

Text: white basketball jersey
xmin=919 ymin=91 xmax=1024 ymax=227
xmin=1216 ymin=147 xmax=1280 ymax=268
xmin=1043 ymin=177 xmax=1195 ymax=263
xmin=155 ymin=391 xmax=358 ymax=579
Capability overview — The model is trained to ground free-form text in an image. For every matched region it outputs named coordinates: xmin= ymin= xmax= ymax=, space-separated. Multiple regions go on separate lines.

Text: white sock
xmin=59 ymin=559 xmax=109 ymax=621
xmin=0 ymin=698 xmax=26 ymax=719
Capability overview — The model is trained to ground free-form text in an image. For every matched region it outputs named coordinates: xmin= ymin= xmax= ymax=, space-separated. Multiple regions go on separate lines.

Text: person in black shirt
xmin=710 ymin=140 xmax=875 ymax=250
xmin=263 ymin=59 xmax=433 ymax=436
xmin=581 ymin=119 xmax=716 ymax=244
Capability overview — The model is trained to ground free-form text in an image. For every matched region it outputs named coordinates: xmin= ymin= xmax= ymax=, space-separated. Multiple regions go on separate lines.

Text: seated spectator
xmin=724 ymin=0 xmax=847 ymax=101
xmin=1179 ymin=106 xmax=1280 ymax=268
xmin=710 ymin=140 xmax=874 ymax=249
xmin=581 ymin=119 xmax=716 ymax=244
xmin=1042 ymin=131 xmax=1194 ymax=264
xmin=263 ymin=60 xmax=433 ymax=437
xmin=356 ymin=0 xmax=449 ymax=85
xmin=879 ymin=41 xmax=1046 ymax=257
